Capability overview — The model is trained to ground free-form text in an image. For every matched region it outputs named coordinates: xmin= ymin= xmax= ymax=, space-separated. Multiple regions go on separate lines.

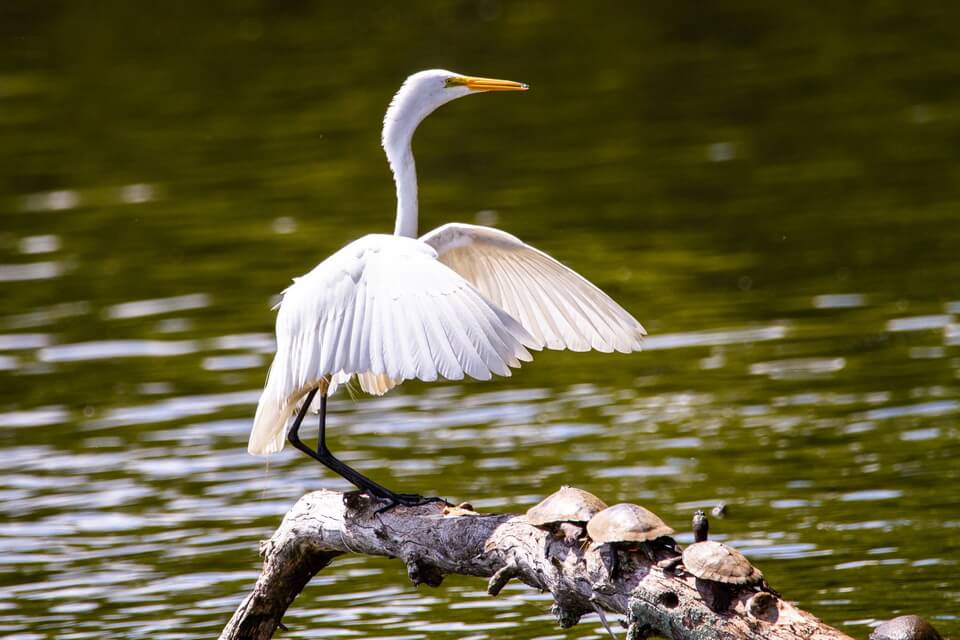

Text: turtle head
xmin=693 ymin=510 xmax=709 ymax=543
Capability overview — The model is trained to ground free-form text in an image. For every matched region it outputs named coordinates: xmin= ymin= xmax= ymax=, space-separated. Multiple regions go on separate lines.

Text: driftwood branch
xmin=221 ymin=490 xmax=855 ymax=640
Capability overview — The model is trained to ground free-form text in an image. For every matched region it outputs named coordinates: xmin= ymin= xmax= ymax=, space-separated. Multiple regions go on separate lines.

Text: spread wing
xmin=249 ymin=234 xmax=536 ymax=455
xmin=420 ymin=223 xmax=645 ymax=353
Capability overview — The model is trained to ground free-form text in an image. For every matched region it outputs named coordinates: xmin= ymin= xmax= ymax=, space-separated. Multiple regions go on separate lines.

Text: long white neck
xmin=383 ymin=124 xmax=420 ymax=238
xmin=382 ymin=75 xmax=466 ymax=238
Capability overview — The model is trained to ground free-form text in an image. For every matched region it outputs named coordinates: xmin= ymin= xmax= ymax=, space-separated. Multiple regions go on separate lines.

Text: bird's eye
xmin=445 ymin=76 xmax=467 ymax=88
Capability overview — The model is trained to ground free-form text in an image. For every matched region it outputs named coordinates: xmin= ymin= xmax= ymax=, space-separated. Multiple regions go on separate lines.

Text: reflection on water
xmin=0 ymin=261 xmax=65 ymax=282
xmin=105 ymin=294 xmax=211 ymax=320
xmin=2 ymin=2 xmax=960 ymax=638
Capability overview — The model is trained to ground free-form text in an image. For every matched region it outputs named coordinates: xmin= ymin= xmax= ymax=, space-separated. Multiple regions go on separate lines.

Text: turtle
xmin=526 ymin=486 xmax=608 ymax=543
xmin=674 ymin=510 xmax=767 ymax=612
xmin=586 ymin=503 xmax=676 ymax=579
xmin=870 ymin=615 xmax=943 ymax=640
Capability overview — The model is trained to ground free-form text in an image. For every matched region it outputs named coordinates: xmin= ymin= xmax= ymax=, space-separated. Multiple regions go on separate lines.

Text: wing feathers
xmin=434 ymin=293 xmax=492 ymax=380
xmin=421 ymin=223 xmax=645 ymax=355
xmin=251 ymin=224 xmax=644 ymax=456
xmin=419 ymin=294 xmax=466 ymax=380
xmin=250 ymin=234 xmax=534 ymax=454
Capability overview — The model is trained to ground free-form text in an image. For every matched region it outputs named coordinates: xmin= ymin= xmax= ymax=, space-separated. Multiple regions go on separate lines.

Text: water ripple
xmin=38 ymin=339 xmax=200 ymax=362
xmin=886 ymin=314 xmax=954 ymax=332
xmin=641 ymin=324 xmax=788 ymax=350
xmin=0 ymin=406 xmax=69 ymax=428
xmin=86 ymin=390 xmax=261 ymax=429
xmin=105 ymin=294 xmax=211 ymax=320
xmin=859 ymin=400 xmax=959 ymax=421
xmin=750 ymin=357 xmax=846 ymax=379
xmin=813 ymin=294 xmax=866 ymax=309
xmin=0 ymin=261 xmax=64 ymax=282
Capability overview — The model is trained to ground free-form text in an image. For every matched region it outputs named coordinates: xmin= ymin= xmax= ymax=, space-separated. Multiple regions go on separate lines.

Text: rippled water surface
xmin=3 ymin=3 xmax=960 ymax=639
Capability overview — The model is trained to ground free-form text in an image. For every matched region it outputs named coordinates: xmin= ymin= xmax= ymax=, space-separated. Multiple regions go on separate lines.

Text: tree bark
xmin=220 ymin=490 xmax=855 ymax=640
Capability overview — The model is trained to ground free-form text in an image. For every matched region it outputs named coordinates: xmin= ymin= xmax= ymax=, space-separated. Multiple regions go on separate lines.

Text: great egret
xmin=249 ymin=69 xmax=646 ymax=506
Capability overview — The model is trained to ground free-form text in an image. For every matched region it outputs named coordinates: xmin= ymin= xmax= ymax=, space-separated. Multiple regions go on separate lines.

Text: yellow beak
xmin=453 ymin=75 xmax=529 ymax=92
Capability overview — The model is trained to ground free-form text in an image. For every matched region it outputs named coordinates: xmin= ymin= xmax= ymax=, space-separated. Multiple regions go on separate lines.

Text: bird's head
xmin=404 ymin=68 xmax=528 ymax=105
xmin=383 ymin=69 xmax=528 ymax=151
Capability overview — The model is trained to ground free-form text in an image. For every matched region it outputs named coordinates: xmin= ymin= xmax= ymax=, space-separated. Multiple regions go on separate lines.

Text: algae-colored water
xmin=1 ymin=3 xmax=958 ymax=638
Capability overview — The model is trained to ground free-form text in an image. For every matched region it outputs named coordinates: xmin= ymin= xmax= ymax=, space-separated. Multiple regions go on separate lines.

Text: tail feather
xmin=248 ymin=364 xmax=332 ymax=456
xmin=248 ymin=384 xmax=294 ymax=455
xmin=249 ymin=358 xmax=298 ymax=455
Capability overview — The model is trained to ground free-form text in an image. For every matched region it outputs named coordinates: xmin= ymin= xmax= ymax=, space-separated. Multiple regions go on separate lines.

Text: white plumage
xmin=422 ymin=223 xmax=645 ymax=353
xmin=249 ymin=70 xmax=645 ymax=457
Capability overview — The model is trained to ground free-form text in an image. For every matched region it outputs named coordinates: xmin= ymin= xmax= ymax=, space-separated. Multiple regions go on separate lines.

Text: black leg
xmin=317 ymin=392 xmax=326 ymax=453
xmin=287 ymin=388 xmax=393 ymax=496
xmin=286 ymin=387 xmax=449 ymax=511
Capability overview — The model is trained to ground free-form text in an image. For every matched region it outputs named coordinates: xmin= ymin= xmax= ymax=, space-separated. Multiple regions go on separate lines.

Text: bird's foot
xmin=375 ymin=492 xmax=451 ymax=514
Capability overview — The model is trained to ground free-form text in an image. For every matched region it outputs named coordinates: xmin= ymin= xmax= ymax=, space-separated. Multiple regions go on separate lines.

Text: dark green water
xmin=2 ymin=3 xmax=959 ymax=638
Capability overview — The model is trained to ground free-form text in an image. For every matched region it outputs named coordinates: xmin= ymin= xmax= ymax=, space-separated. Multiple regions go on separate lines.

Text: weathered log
xmin=221 ymin=490 xmax=855 ymax=640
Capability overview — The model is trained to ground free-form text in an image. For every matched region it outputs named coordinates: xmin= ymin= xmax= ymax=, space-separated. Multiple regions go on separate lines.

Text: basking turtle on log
xmin=525 ymin=485 xmax=608 ymax=543
xmin=586 ymin=503 xmax=677 ymax=581
xmin=661 ymin=510 xmax=776 ymax=613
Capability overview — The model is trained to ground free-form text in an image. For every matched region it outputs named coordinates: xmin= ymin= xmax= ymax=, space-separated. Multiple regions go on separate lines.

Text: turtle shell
xmin=586 ymin=503 xmax=675 ymax=544
xmin=870 ymin=615 xmax=942 ymax=640
xmin=526 ymin=486 xmax=608 ymax=526
xmin=682 ymin=540 xmax=762 ymax=585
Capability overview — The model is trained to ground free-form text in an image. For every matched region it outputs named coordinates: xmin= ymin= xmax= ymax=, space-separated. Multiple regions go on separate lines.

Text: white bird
xmin=249 ymin=69 xmax=646 ymax=506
